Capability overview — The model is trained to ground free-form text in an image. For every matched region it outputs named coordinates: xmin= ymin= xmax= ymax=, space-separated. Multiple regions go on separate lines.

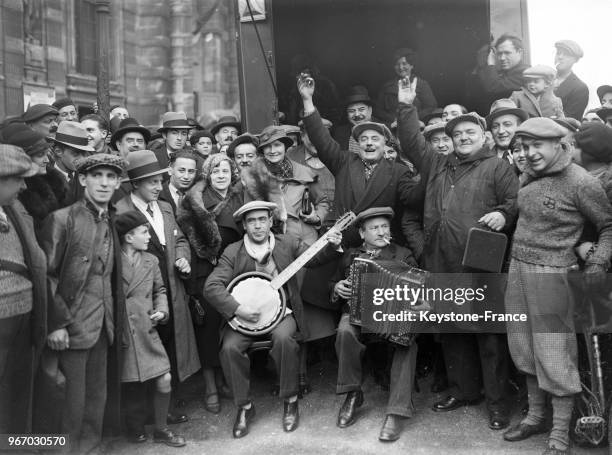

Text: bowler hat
xmin=123 ymin=150 xmax=169 ymax=182
xmin=233 ymin=200 xmax=278 ymax=223
xmin=486 ymin=99 xmax=528 ymax=127
xmin=22 ymin=104 xmax=58 ymax=123
xmin=115 ymin=210 xmax=149 ymax=238
xmin=345 ymin=85 xmax=372 ymax=107
xmin=111 ymin=118 xmax=151 ymax=147
xmin=211 ymin=116 xmax=242 ymax=136
xmin=351 ymin=122 xmax=393 ymax=142
xmin=554 ymin=40 xmax=584 ymax=59
xmin=52 ymin=121 xmax=95 ymax=152
xmin=0 ymin=144 xmax=38 ymax=178
xmin=514 ymin=117 xmax=569 ymax=140
xmin=596 ymin=85 xmax=612 ymax=101
xmin=75 ymin=153 xmax=126 ymax=175
xmin=355 ymin=207 xmax=394 ymax=226
xmin=157 ymin=112 xmax=191 ymax=133
xmin=445 ymin=113 xmax=487 ymax=137
xmin=258 ymin=126 xmax=294 ymax=151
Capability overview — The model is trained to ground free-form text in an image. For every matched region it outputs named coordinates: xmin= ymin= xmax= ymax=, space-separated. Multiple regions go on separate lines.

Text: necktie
xmin=177 ymin=191 xmax=184 ymax=209
xmin=146 ymin=203 xmax=154 ymax=218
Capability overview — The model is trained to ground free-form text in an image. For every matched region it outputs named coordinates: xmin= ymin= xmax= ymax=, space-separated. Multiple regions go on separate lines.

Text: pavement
xmin=102 ymin=355 xmax=609 ymax=455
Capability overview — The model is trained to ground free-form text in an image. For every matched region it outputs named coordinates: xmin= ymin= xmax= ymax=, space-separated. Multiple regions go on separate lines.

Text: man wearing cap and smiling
xmin=115 ymin=150 xmax=200 ymax=425
xmin=22 ymin=104 xmax=59 ymax=138
xmin=40 ymin=153 xmax=127 ymax=453
xmin=486 ymin=99 xmax=529 ymax=163
xmin=332 ymin=85 xmax=376 ymax=153
xmin=150 ymin=112 xmax=192 ymax=169
xmin=553 ymin=40 xmax=589 ymax=121
xmin=298 ymin=78 xmax=419 ymax=248
xmin=503 ymin=118 xmax=612 ymax=455
xmin=397 ymin=80 xmax=518 ymax=431
xmin=423 ymin=122 xmax=453 ymax=155
xmin=204 ymin=200 xmax=342 ymax=438
xmin=0 ymin=145 xmax=47 ymax=435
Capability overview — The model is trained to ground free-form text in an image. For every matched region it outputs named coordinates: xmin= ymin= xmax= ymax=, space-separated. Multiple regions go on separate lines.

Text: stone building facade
xmin=0 ymin=0 xmax=240 ymax=127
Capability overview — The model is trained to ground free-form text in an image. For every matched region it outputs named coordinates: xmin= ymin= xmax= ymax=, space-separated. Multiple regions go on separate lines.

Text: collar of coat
xmin=449 ymin=145 xmax=495 ymax=165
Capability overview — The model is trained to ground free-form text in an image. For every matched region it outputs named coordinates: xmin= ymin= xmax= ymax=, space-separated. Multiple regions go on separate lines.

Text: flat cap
xmin=522 ymin=65 xmax=556 ymax=81
xmin=445 ymin=112 xmax=487 ymax=137
xmin=553 ymin=117 xmax=581 ymax=133
xmin=423 ymin=122 xmax=447 ymax=140
xmin=115 ymin=210 xmax=149 ymax=238
xmin=596 ymin=85 xmax=612 ymax=101
xmin=74 ymin=153 xmax=127 ymax=175
xmin=0 ymin=144 xmax=39 ymax=178
xmin=355 ymin=207 xmax=394 ymax=226
xmin=554 ymin=40 xmax=584 ymax=59
xmin=514 ymin=117 xmax=569 ymax=140
xmin=22 ymin=104 xmax=58 ymax=123
xmin=52 ymin=97 xmax=75 ymax=111
xmin=351 ymin=121 xmax=394 ymax=142
xmin=233 ymin=200 xmax=278 ymax=222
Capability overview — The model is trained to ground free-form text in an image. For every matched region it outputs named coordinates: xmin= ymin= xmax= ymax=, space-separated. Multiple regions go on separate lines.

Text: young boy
xmin=503 ymin=118 xmax=612 ymax=455
xmin=115 ymin=210 xmax=186 ymax=448
xmin=510 ymin=65 xmax=565 ymax=119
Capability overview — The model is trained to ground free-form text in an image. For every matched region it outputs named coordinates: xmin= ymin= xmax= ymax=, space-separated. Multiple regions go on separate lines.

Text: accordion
xmin=348 ymin=257 xmax=429 ymax=346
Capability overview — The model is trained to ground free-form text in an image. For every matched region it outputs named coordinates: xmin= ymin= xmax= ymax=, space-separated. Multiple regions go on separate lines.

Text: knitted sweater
xmin=511 ymin=154 xmax=612 ymax=267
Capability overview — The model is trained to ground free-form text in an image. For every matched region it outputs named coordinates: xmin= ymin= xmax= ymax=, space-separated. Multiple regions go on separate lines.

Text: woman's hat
xmin=257 ymin=126 xmax=294 ymax=150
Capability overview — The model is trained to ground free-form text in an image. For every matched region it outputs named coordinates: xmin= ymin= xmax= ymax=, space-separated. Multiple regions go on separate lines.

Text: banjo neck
xmin=269 ymin=211 xmax=356 ymax=290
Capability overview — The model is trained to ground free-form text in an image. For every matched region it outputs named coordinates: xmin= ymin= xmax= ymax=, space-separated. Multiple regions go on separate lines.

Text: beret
xmin=574 ymin=122 xmax=612 ymax=164
xmin=115 ymin=210 xmax=149 ymax=238
xmin=22 ymin=104 xmax=58 ymax=123
xmin=423 ymin=122 xmax=447 ymax=140
xmin=522 ymin=65 xmax=556 ymax=80
xmin=596 ymin=85 xmax=612 ymax=100
xmin=75 ymin=153 xmax=127 ymax=175
xmin=444 ymin=112 xmax=487 ymax=137
xmin=355 ymin=207 xmax=394 ymax=226
xmin=2 ymin=123 xmax=48 ymax=156
xmin=233 ymin=200 xmax=278 ymax=223
xmin=227 ymin=133 xmax=258 ymax=158
xmin=351 ymin=121 xmax=394 ymax=142
xmin=554 ymin=40 xmax=584 ymax=59
xmin=0 ymin=144 xmax=38 ymax=178
xmin=514 ymin=117 xmax=569 ymax=139
xmin=52 ymin=98 xmax=75 ymax=111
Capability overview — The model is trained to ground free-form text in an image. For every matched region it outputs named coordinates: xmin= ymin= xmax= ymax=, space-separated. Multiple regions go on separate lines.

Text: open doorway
xmin=273 ymin=0 xmax=490 ymax=123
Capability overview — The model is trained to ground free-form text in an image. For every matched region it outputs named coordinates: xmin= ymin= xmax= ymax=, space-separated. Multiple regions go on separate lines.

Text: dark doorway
xmin=273 ymin=0 xmax=490 ymax=122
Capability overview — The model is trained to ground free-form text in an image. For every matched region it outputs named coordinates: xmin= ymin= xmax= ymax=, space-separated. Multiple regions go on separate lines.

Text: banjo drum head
xmin=230 ymin=276 xmax=283 ymax=332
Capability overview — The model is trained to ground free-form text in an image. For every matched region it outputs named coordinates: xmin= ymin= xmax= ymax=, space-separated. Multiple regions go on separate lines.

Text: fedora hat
xmin=485 ymin=99 xmax=528 ymax=128
xmin=122 ymin=149 xmax=169 ymax=182
xmin=345 ymin=85 xmax=372 ymax=107
xmin=211 ymin=116 xmax=242 ymax=136
xmin=157 ymin=111 xmax=191 ymax=133
xmin=52 ymin=121 xmax=95 ymax=152
xmin=111 ymin=117 xmax=151 ymax=147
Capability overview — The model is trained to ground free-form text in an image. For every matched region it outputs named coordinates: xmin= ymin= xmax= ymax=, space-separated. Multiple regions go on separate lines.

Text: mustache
xmin=352 ymin=114 xmax=366 ymax=122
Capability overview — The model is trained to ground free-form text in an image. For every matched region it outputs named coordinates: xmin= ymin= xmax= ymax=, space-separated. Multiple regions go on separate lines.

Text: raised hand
xmin=397 ymin=77 xmax=418 ymax=105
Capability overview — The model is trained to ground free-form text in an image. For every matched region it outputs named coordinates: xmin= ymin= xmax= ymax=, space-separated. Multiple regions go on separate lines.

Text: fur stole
xmin=241 ymin=158 xmax=288 ymax=227
xmin=19 ymin=168 xmax=67 ymax=228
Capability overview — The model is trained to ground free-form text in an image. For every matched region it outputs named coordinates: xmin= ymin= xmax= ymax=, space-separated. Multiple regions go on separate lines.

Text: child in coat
xmin=116 ymin=210 xmax=186 ymax=448
xmin=510 ymin=65 xmax=565 ymax=119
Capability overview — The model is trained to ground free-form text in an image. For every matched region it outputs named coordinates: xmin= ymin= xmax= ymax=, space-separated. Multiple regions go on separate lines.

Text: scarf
xmin=264 ymin=157 xmax=293 ymax=180
xmin=243 ymin=232 xmax=276 ymax=265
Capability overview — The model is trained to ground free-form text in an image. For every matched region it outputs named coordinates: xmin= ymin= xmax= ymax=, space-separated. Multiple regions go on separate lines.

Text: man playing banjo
xmin=332 ymin=207 xmax=418 ymax=442
xmin=204 ymin=200 xmax=342 ymax=438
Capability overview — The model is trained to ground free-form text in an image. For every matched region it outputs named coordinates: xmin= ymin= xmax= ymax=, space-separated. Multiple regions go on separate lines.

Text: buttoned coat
xmin=554 ymin=71 xmax=589 ymax=120
xmin=115 ymin=196 xmax=200 ymax=381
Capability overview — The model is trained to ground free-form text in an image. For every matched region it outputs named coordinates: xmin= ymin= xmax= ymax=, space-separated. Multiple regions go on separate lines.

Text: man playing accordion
xmin=331 ymin=207 xmax=418 ymax=442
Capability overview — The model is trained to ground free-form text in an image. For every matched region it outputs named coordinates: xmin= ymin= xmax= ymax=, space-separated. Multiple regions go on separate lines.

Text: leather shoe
xmin=167 ymin=412 xmax=188 ymax=424
xmin=488 ymin=410 xmax=510 ymax=430
xmin=128 ymin=433 xmax=147 ymax=443
xmin=282 ymin=401 xmax=299 ymax=432
xmin=337 ymin=390 xmax=364 ymax=428
xmin=432 ymin=395 xmax=482 ymax=412
xmin=153 ymin=428 xmax=186 ymax=447
xmin=378 ymin=414 xmax=403 ymax=442
xmin=503 ymin=422 xmax=548 ymax=441
xmin=233 ymin=404 xmax=256 ymax=438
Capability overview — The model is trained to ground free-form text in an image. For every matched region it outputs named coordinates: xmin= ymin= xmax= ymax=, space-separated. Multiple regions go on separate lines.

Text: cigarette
xmin=382 ymin=237 xmax=391 ymax=245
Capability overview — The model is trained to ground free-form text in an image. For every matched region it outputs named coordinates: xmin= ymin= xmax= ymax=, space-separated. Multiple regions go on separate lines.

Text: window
xmin=74 ymin=0 xmax=97 ymax=75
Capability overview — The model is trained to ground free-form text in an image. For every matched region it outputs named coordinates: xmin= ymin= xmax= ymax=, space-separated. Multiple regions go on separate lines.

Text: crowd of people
xmin=2 ymin=33 xmax=612 ymax=455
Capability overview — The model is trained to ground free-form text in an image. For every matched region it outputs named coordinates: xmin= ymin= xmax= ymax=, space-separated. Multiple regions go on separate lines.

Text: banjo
xmin=227 ymin=212 xmax=356 ymax=335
